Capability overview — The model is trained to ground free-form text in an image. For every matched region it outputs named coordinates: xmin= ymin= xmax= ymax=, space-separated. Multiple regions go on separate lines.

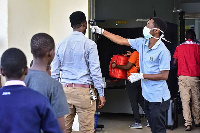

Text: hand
xmin=111 ymin=62 xmax=117 ymax=68
xmin=126 ymin=51 xmax=132 ymax=56
xmin=90 ymin=26 xmax=104 ymax=34
xmin=98 ymin=96 xmax=106 ymax=108
xmin=128 ymin=73 xmax=144 ymax=83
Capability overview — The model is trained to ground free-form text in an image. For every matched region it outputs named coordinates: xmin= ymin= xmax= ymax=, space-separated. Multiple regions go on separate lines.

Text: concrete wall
xmin=0 ymin=0 xmax=89 ymax=85
xmin=1 ymin=0 xmax=89 ymax=64
xmin=0 ymin=0 xmax=8 ymax=85
xmin=8 ymin=0 xmax=50 ymax=65
xmin=0 ymin=0 xmax=8 ymax=57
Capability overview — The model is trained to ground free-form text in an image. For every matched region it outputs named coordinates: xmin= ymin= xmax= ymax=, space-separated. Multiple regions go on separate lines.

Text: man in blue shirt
xmin=51 ymin=11 xmax=106 ymax=133
xmin=0 ymin=48 xmax=61 ymax=133
xmin=91 ymin=17 xmax=171 ymax=133
xmin=0 ymin=73 xmax=2 ymax=88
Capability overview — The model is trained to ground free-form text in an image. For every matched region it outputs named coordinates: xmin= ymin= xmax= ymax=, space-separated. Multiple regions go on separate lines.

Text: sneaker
xmin=146 ymin=120 xmax=150 ymax=127
xmin=194 ymin=123 xmax=200 ymax=127
xmin=185 ymin=125 xmax=192 ymax=131
xmin=129 ymin=123 xmax=142 ymax=129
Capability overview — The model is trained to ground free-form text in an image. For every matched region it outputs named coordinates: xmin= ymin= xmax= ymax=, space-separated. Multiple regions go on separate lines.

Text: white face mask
xmin=143 ymin=26 xmax=171 ymax=43
xmin=143 ymin=26 xmax=153 ymax=39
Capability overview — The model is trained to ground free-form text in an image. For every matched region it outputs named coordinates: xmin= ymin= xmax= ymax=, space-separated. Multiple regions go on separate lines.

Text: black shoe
xmin=194 ymin=123 xmax=200 ymax=127
xmin=185 ymin=125 xmax=192 ymax=131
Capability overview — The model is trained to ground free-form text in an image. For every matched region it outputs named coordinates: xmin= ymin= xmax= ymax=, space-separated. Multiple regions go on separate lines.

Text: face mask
xmin=143 ymin=26 xmax=153 ymax=39
xmin=143 ymin=26 xmax=171 ymax=43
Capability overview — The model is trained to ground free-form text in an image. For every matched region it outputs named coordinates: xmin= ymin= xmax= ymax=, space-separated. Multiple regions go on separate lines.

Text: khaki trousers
xmin=63 ymin=86 xmax=96 ymax=133
xmin=178 ymin=76 xmax=200 ymax=126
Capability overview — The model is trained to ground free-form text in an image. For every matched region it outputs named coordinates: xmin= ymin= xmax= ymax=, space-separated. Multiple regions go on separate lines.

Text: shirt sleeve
xmin=128 ymin=51 xmax=139 ymax=64
xmin=159 ymin=49 xmax=171 ymax=71
xmin=51 ymin=44 xmax=61 ymax=81
xmin=41 ymin=98 xmax=62 ymax=133
xmin=87 ymin=42 xmax=104 ymax=97
xmin=50 ymin=82 xmax=70 ymax=117
xmin=128 ymin=38 xmax=145 ymax=52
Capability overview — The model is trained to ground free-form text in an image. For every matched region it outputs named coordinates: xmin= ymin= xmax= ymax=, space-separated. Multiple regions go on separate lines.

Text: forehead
xmin=146 ymin=19 xmax=155 ymax=27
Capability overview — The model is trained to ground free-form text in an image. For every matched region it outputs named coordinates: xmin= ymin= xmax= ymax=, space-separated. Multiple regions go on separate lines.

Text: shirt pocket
xmin=144 ymin=54 xmax=160 ymax=73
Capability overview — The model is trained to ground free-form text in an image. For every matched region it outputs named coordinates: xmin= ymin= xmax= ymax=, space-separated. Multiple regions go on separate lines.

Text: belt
xmin=63 ymin=83 xmax=94 ymax=89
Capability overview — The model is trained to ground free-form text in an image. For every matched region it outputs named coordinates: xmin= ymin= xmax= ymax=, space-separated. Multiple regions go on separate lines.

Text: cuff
xmin=97 ymin=88 xmax=104 ymax=97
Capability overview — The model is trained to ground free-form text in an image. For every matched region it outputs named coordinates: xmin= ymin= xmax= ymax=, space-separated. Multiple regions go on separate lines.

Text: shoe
xmin=194 ymin=123 xmax=200 ymax=127
xmin=185 ymin=125 xmax=192 ymax=131
xmin=129 ymin=123 xmax=142 ymax=129
xmin=146 ymin=120 xmax=150 ymax=127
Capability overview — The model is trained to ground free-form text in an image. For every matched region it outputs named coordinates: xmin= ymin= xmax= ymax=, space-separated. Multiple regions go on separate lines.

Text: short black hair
xmin=186 ymin=29 xmax=196 ymax=40
xmin=31 ymin=33 xmax=55 ymax=58
xmin=1 ymin=48 xmax=27 ymax=79
xmin=69 ymin=11 xmax=86 ymax=28
xmin=151 ymin=17 xmax=167 ymax=35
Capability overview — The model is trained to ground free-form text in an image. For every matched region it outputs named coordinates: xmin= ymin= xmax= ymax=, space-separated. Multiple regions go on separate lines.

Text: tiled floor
xmin=94 ymin=113 xmax=200 ymax=133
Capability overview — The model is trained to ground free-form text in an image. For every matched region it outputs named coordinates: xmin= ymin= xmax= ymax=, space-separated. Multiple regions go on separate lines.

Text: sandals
xmin=185 ymin=125 xmax=192 ymax=131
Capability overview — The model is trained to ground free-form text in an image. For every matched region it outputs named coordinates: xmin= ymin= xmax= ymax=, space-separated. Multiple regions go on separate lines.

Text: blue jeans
xmin=144 ymin=99 xmax=170 ymax=133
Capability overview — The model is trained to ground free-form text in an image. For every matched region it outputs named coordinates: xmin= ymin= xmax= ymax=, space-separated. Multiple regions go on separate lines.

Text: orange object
xmin=127 ymin=51 xmax=139 ymax=78
xmin=109 ymin=55 xmax=129 ymax=79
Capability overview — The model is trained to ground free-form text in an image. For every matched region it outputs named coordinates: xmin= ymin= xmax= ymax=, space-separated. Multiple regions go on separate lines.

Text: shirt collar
xmin=4 ymin=80 xmax=26 ymax=87
xmin=145 ymin=39 xmax=161 ymax=49
xmin=183 ymin=39 xmax=199 ymax=44
xmin=187 ymin=39 xmax=193 ymax=41
xmin=71 ymin=31 xmax=84 ymax=36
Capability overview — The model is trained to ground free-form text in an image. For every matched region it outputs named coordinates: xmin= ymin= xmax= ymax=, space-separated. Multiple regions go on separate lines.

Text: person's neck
xmin=73 ymin=28 xmax=84 ymax=34
xmin=148 ymin=36 xmax=159 ymax=49
xmin=30 ymin=58 xmax=48 ymax=72
xmin=187 ymin=38 xmax=194 ymax=41
xmin=6 ymin=77 xmax=24 ymax=81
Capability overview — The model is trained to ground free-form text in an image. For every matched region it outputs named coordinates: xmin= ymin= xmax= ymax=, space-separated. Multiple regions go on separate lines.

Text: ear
xmin=82 ymin=21 xmax=87 ymax=28
xmin=153 ymin=28 xmax=160 ymax=34
xmin=49 ymin=49 xmax=55 ymax=57
xmin=0 ymin=68 xmax=5 ymax=77
xmin=24 ymin=67 xmax=28 ymax=76
xmin=47 ymin=50 xmax=52 ymax=57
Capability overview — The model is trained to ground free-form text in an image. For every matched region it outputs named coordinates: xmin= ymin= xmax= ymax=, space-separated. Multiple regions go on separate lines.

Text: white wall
xmin=0 ymin=0 xmax=8 ymax=57
xmin=50 ymin=0 xmax=89 ymax=44
xmin=8 ymin=0 xmax=50 ymax=65
xmin=0 ymin=0 xmax=89 ymax=85
xmin=6 ymin=0 xmax=89 ymax=63
xmin=0 ymin=0 xmax=8 ymax=85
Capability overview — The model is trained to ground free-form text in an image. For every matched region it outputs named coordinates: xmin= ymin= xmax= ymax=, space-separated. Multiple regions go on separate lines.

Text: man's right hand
xmin=126 ymin=51 xmax=132 ymax=56
xmin=111 ymin=62 xmax=117 ymax=68
xmin=98 ymin=96 xmax=106 ymax=108
xmin=90 ymin=26 xmax=104 ymax=34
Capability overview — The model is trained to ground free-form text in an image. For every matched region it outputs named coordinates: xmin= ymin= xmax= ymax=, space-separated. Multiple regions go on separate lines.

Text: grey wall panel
xmin=95 ymin=0 xmax=178 ymax=24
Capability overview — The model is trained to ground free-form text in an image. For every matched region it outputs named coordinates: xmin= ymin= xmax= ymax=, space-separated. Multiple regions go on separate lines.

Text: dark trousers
xmin=144 ymin=99 xmax=170 ymax=133
xmin=126 ymin=80 xmax=144 ymax=123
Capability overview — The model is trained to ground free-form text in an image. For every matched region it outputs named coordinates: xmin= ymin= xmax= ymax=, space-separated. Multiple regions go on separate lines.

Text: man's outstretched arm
xmin=91 ymin=26 xmax=130 ymax=46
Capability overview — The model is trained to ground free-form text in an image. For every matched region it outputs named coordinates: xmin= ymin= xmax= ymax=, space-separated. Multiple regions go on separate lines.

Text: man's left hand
xmin=111 ymin=62 xmax=117 ymax=68
xmin=98 ymin=96 xmax=106 ymax=108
